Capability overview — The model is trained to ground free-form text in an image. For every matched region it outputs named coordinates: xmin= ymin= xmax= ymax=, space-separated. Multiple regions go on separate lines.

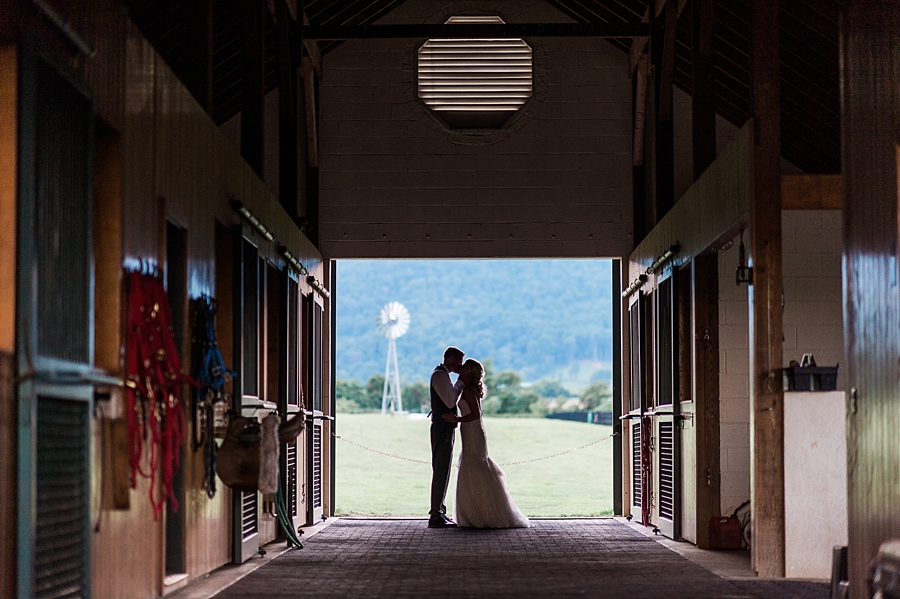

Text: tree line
xmin=336 ymin=359 xmax=612 ymax=416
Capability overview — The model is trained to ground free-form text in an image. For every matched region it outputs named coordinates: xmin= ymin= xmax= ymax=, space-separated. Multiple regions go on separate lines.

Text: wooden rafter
xmin=301 ymin=22 xmax=650 ymax=39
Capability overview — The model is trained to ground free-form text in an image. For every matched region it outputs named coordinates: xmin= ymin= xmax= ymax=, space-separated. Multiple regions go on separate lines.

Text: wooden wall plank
xmin=841 ymin=2 xmax=900 ymax=596
xmin=68 ymin=13 xmax=323 ymax=599
xmin=628 ymin=120 xmax=753 ymax=281
xmin=0 ymin=43 xmax=16 ymax=354
xmin=93 ymin=127 xmax=122 ymax=373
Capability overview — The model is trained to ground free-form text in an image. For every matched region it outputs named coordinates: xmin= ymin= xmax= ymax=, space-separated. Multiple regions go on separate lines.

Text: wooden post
xmin=840 ymin=2 xmax=900 ymax=597
xmin=301 ymin=57 xmax=318 ymax=169
xmin=241 ymin=0 xmax=265 ymax=178
xmin=689 ymin=0 xmax=719 ymax=550
xmin=691 ymin=254 xmax=720 ymax=549
xmin=275 ymin=0 xmax=298 ymax=219
xmin=652 ymin=0 xmax=676 ymax=220
xmin=749 ymin=0 xmax=784 ymax=577
xmin=691 ymin=0 xmax=716 ymax=179
xmin=301 ymin=55 xmax=319 ymax=246
xmin=182 ymin=0 xmax=213 ymax=113
xmin=613 ymin=259 xmax=624 ymax=516
xmin=632 ymin=59 xmax=648 ymax=245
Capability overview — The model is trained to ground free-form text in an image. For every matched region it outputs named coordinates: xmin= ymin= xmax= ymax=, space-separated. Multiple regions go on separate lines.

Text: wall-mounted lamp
xmin=735 ymin=230 xmax=753 ymax=286
xmin=307 ymin=275 xmax=331 ymax=300
xmin=277 ymin=245 xmax=309 ymax=276
xmin=622 ymin=274 xmax=648 ymax=299
xmin=231 ymin=200 xmax=275 ymax=242
xmin=646 ymin=243 xmax=680 ymax=275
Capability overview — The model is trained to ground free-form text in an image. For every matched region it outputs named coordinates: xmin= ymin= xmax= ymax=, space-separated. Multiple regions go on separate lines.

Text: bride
xmin=442 ymin=359 xmax=530 ymax=529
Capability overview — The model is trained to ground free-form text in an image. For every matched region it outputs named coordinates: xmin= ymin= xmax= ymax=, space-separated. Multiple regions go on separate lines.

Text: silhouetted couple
xmin=428 ymin=346 xmax=530 ymax=529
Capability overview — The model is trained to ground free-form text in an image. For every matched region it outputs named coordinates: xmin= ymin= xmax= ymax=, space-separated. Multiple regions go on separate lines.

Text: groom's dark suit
xmin=430 ymin=364 xmax=460 ymax=519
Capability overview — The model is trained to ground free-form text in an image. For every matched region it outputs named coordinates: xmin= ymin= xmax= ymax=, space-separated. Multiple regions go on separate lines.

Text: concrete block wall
xmin=318 ymin=0 xmax=634 ymax=259
xmin=717 ymin=240 xmax=751 ymax=516
xmin=782 ymin=210 xmax=844 ymax=381
xmin=716 ymin=209 xmax=845 ymax=516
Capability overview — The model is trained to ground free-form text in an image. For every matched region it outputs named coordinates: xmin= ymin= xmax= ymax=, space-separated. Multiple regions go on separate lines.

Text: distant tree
xmin=361 ymin=374 xmax=385 ymax=410
xmin=507 ymin=389 xmax=542 ymax=414
xmin=480 ymin=366 xmax=544 ymax=415
xmin=580 ymin=380 xmax=613 ymax=411
xmin=403 ymin=380 xmax=430 ymax=412
xmin=336 ymin=379 xmax=366 ymax=404
xmin=531 ymin=379 xmax=574 ymax=399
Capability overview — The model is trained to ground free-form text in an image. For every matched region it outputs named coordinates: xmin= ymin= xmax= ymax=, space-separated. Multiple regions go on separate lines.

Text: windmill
xmin=377 ymin=302 xmax=410 ymax=415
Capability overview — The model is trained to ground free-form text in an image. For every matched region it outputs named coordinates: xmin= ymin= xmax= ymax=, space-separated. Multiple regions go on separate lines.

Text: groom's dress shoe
xmin=428 ymin=516 xmax=458 ymax=528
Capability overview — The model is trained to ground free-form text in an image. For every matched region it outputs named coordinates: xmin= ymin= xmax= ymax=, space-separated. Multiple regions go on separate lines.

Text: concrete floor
xmin=175 ymin=518 xmax=829 ymax=599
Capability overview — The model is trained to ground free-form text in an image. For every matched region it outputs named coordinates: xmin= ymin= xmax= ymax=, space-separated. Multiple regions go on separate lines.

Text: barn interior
xmin=0 ymin=0 xmax=897 ymax=597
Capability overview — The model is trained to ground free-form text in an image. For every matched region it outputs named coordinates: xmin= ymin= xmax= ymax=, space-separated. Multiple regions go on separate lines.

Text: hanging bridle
xmin=125 ymin=270 xmax=196 ymax=519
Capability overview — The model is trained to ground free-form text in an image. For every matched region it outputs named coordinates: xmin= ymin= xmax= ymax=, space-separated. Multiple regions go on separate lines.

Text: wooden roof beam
xmin=301 ymin=22 xmax=649 ymax=40
xmin=629 ymin=0 xmax=687 ymax=74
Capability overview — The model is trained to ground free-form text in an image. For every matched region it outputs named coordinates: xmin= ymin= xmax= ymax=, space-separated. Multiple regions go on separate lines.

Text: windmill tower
xmin=377 ymin=302 xmax=410 ymax=415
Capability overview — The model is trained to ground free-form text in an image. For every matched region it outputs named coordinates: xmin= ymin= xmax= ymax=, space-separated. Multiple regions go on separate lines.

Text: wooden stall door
xmin=280 ymin=271 xmax=302 ymax=531
xmin=627 ymin=292 xmax=646 ymax=520
xmin=232 ymin=233 xmax=260 ymax=563
xmin=17 ymin=53 xmax=95 ymax=599
xmin=304 ymin=293 xmax=325 ymax=524
xmin=677 ymin=267 xmax=697 ymax=543
xmin=654 ymin=274 xmax=680 ymax=540
xmin=164 ymin=221 xmax=188 ymax=579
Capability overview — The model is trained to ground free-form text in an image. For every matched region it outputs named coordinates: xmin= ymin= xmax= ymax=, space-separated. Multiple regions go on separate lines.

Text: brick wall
xmin=318 ymin=0 xmax=634 ymax=259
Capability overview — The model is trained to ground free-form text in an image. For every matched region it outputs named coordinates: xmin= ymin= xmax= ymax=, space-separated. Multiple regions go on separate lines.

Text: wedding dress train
xmin=454 ymin=399 xmax=530 ymax=529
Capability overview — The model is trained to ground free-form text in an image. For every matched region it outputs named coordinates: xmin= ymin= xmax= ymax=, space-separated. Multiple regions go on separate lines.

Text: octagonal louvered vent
xmin=418 ymin=16 xmax=533 ymax=129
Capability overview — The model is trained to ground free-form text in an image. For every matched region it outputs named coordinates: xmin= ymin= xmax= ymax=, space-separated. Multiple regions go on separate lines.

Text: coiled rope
xmin=332 ymin=431 xmax=617 ymax=467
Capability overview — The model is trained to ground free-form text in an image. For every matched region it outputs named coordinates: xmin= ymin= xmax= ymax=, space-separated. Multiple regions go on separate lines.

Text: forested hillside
xmin=336 ymin=259 xmax=613 ymax=389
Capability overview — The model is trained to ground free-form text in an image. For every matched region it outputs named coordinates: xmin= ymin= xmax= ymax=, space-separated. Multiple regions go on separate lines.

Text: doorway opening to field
xmin=334 ymin=259 xmax=617 ymax=518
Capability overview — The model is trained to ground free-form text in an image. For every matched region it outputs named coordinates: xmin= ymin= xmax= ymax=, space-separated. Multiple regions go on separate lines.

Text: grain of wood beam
xmin=749 ymin=0 xmax=785 ymax=578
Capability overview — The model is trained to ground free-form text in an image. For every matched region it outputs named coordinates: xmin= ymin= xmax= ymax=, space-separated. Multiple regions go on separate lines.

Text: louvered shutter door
xmin=19 ymin=58 xmax=94 ymax=599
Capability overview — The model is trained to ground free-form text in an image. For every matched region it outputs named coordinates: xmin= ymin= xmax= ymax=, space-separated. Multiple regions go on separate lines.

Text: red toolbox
xmin=709 ymin=516 xmax=742 ymax=550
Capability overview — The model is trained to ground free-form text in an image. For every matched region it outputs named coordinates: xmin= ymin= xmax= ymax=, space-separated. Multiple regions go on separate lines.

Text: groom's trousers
xmin=429 ymin=422 xmax=455 ymax=516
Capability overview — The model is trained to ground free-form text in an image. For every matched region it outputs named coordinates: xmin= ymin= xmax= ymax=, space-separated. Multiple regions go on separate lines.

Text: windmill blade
xmin=377 ymin=302 xmax=411 ymax=339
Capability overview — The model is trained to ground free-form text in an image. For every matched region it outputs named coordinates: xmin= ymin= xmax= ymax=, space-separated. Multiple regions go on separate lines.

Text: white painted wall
xmin=784 ymin=391 xmax=848 ymax=579
xmin=318 ymin=0 xmax=634 ymax=259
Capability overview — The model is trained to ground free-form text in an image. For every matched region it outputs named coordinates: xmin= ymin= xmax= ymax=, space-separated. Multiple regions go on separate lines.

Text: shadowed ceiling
xmin=127 ymin=0 xmax=842 ymax=174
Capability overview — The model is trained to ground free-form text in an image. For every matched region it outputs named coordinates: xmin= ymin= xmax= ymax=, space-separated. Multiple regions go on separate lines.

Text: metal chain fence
xmin=332 ymin=431 xmax=617 ymax=468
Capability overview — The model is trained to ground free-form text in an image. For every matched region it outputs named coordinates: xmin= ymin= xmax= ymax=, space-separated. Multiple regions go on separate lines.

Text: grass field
xmin=334 ymin=414 xmax=614 ymax=517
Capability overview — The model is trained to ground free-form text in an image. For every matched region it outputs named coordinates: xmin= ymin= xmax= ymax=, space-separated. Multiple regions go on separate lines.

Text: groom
xmin=428 ymin=346 xmax=466 ymax=528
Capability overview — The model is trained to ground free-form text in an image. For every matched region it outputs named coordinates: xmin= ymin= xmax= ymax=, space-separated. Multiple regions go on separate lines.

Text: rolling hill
xmin=335 ymin=259 xmax=614 ymax=390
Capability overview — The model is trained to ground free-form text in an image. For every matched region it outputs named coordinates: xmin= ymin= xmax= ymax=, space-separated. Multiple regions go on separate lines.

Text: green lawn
xmin=334 ymin=414 xmax=614 ymax=517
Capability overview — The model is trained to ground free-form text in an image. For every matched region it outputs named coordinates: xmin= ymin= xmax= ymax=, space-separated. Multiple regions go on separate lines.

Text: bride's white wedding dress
xmin=454 ymin=397 xmax=530 ymax=529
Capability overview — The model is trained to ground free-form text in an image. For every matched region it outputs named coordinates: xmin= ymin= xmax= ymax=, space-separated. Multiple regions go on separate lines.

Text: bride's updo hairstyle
xmin=460 ymin=359 xmax=486 ymax=399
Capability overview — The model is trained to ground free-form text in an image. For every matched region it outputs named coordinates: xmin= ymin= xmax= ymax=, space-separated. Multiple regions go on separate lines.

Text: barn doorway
xmin=333 ymin=259 xmax=618 ymax=517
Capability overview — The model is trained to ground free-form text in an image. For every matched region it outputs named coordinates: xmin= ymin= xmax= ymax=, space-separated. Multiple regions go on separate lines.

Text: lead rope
xmin=191 ymin=296 xmax=234 ymax=499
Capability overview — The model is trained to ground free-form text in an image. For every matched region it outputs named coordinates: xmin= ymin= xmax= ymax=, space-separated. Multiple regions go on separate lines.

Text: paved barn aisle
xmin=211 ymin=519 xmax=827 ymax=599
